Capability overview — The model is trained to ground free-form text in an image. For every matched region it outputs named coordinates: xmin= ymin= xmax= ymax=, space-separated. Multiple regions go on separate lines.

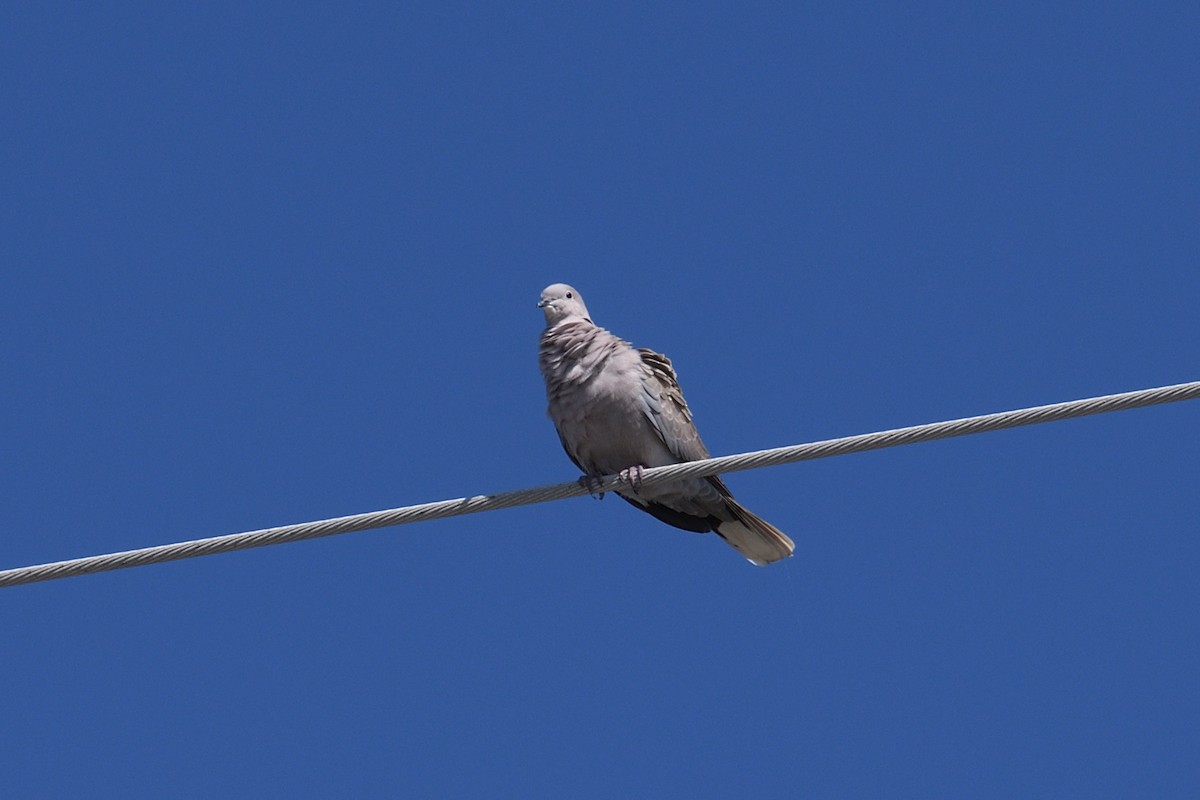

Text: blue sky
xmin=3 ymin=2 xmax=1198 ymax=796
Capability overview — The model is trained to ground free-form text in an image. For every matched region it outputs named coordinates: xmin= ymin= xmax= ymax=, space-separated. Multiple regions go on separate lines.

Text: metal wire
xmin=2 ymin=380 xmax=1197 ymax=588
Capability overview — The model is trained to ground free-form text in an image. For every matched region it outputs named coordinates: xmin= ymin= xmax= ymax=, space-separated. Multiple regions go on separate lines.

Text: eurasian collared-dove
xmin=537 ymin=283 xmax=794 ymax=566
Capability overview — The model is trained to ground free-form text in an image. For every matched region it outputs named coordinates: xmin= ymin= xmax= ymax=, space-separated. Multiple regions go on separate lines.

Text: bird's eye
xmin=566 ymin=292 xmax=573 ymax=298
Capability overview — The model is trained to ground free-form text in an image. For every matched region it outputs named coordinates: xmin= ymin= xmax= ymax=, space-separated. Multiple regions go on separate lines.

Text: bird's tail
xmin=715 ymin=500 xmax=795 ymax=566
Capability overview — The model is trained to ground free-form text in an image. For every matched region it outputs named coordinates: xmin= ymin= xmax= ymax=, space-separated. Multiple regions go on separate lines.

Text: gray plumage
xmin=537 ymin=283 xmax=794 ymax=566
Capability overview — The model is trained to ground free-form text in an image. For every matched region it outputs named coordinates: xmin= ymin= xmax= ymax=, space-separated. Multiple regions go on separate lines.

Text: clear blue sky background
xmin=3 ymin=2 xmax=1197 ymax=797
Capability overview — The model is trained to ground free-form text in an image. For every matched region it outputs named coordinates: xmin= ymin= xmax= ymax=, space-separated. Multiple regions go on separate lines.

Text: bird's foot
xmin=619 ymin=465 xmax=646 ymax=494
xmin=578 ymin=474 xmax=605 ymax=500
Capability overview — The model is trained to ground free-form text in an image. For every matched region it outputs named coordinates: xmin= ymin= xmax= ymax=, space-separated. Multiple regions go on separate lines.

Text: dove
xmin=537 ymin=283 xmax=794 ymax=566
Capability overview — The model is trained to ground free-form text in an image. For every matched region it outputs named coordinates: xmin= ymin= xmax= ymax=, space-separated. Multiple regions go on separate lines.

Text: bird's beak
xmin=536 ymin=298 xmax=548 ymax=308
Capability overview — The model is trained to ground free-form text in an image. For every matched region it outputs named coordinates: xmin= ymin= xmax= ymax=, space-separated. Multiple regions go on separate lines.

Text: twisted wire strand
xmin=2 ymin=380 xmax=1197 ymax=588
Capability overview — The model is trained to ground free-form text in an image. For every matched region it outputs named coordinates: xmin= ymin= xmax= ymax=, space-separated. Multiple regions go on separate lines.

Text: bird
xmin=536 ymin=283 xmax=794 ymax=566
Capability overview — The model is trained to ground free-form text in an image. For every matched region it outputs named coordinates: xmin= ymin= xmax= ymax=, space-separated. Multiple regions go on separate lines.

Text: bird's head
xmin=537 ymin=283 xmax=592 ymax=326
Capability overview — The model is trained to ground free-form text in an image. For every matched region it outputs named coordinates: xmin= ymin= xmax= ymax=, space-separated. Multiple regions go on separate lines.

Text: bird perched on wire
xmin=536 ymin=283 xmax=794 ymax=566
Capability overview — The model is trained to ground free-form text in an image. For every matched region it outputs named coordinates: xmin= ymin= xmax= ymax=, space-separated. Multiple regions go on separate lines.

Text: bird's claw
xmin=578 ymin=475 xmax=605 ymax=500
xmin=619 ymin=465 xmax=646 ymax=494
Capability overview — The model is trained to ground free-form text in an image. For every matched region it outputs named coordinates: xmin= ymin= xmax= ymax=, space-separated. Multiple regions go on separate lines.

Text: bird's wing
xmin=636 ymin=348 xmax=712 ymax=462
